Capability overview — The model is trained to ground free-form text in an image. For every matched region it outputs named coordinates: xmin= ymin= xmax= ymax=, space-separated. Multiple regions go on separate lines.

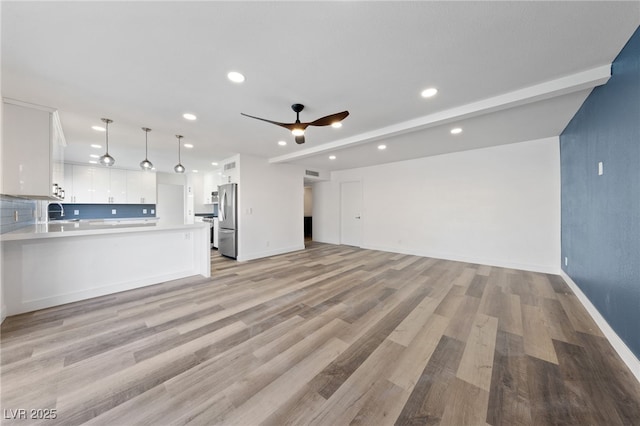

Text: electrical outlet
xmin=14 ymin=210 xmax=19 ymax=222
xmin=143 ymin=209 xmax=147 ymax=214
xmin=74 ymin=210 xmax=80 ymax=216
xmin=111 ymin=209 xmax=117 ymax=215
xmin=598 ymin=161 xmax=603 ymax=176
xmin=564 ymin=257 xmax=568 ymax=266
xmin=151 ymin=209 xmax=155 ymax=214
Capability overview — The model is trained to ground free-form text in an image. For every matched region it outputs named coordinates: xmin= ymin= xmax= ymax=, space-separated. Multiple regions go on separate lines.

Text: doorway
xmin=304 ymin=185 xmax=313 ymax=243
xmin=340 ymin=181 xmax=362 ymax=247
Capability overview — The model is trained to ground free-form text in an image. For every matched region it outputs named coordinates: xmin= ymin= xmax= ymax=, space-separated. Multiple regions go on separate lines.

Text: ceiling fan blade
xmin=240 ymin=112 xmax=294 ymax=130
xmin=308 ymin=111 xmax=349 ymax=127
xmin=295 ymin=134 xmax=305 ymax=144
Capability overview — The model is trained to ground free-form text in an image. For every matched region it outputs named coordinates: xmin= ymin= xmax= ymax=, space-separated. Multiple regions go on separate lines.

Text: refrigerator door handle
xmin=220 ymin=190 xmax=226 ymax=221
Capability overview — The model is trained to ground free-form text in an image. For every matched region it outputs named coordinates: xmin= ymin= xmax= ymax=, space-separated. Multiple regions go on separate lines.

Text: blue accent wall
xmin=560 ymin=26 xmax=640 ymax=358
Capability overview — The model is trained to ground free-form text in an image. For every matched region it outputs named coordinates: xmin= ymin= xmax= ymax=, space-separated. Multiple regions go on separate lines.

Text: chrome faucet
xmin=49 ymin=202 xmax=65 ymax=219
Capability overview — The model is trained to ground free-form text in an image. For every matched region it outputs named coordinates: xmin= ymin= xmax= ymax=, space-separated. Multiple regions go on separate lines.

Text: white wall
xmin=156 ymin=172 xmax=186 ymax=224
xmin=314 ymin=137 xmax=561 ymax=273
xmin=238 ymin=154 xmax=305 ymax=261
xmin=304 ymin=187 xmax=313 ymax=217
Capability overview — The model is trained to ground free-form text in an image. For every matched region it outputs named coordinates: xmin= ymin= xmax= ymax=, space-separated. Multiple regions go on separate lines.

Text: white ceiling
xmin=2 ymin=1 xmax=639 ymax=174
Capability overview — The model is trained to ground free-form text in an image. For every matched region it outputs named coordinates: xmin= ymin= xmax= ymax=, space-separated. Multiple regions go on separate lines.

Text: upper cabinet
xmin=2 ymin=99 xmax=66 ymax=199
xmin=126 ymin=170 xmax=156 ymax=204
xmin=203 ymin=170 xmax=221 ymax=204
xmin=65 ymin=164 xmax=156 ymax=204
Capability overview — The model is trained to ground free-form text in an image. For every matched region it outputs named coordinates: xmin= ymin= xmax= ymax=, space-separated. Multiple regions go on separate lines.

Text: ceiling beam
xmin=269 ymin=64 xmax=611 ymax=164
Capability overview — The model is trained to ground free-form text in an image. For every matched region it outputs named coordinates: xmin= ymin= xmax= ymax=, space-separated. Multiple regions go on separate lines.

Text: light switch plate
xmin=598 ymin=161 xmax=603 ymax=176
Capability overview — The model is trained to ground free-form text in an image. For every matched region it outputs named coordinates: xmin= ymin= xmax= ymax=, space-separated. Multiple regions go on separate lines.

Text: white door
xmin=340 ymin=181 xmax=362 ymax=247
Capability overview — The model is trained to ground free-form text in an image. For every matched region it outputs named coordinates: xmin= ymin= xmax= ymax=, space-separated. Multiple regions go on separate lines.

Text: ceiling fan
xmin=241 ymin=103 xmax=349 ymax=144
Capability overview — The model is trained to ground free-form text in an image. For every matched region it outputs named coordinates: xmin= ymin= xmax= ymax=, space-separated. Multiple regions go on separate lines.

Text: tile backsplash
xmin=48 ymin=204 xmax=156 ymax=221
xmin=0 ymin=195 xmax=36 ymax=234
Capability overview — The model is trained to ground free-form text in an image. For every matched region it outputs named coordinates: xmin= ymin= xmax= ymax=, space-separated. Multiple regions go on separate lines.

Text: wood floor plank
xmin=394 ymin=335 xmax=466 ymax=425
xmin=1 ymin=242 xmax=638 ymax=425
xmin=486 ymin=330 xmax=532 ymax=426
xmin=456 ymin=313 xmax=499 ymax=392
xmin=521 ymin=304 xmax=559 ymax=365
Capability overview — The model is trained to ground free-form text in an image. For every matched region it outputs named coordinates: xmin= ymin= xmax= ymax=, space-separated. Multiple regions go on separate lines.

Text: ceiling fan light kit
xmin=241 ymin=103 xmax=349 ymax=144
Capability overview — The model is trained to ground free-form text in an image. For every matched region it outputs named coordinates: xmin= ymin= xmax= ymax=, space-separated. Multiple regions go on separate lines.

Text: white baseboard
xmin=7 ymin=270 xmax=204 ymax=316
xmin=560 ymin=271 xmax=640 ymax=383
xmin=361 ymin=244 xmax=560 ymax=274
xmin=238 ymin=244 xmax=306 ymax=262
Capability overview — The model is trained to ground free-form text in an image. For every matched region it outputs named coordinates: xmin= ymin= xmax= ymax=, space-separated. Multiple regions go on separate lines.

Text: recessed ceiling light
xmin=278 ymin=140 xmax=287 ymax=146
xmin=450 ymin=127 xmax=463 ymax=134
xmin=227 ymin=71 xmax=245 ymax=83
xmin=90 ymin=154 xmax=100 ymax=158
xmin=89 ymin=160 xmax=98 ymax=164
xmin=192 ymin=170 xmax=199 ymax=173
xmin=183 ymin=113 xmax=197 ymax=121
xmin=329 ymin=155 xmax=336 ymax=160
xmin=92 ymin=126 xmax=105 ymax=132
xmin=421 ymin=87 xmax=438 ymax=98
xmin=378 ymin=144 xmax=387 ymax=150
xmin=184 ymin=143 xmax=194 ymax=148
xmin=91 ymin=144 xmax=102 ymax=149
xmin=211 ymin=162 xmax=218 ymax=166
xmin=331 ymin=122 xmax=342 ymax=128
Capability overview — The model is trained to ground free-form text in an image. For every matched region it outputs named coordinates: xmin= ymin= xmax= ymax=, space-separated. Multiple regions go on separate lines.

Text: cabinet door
xmin=203 ymin=172 xmax=214 ymax=204
xmin=92 ymin=167 xmax=110 ymax=203
xmin=51 ymin=111 xmax=65 ymax=193
xmin=140 ymin=172 xmax=157 ymax=204
xmin=126 ymin=171 xmax=142 ymax=203
xmin=2 ymin=103 xmax=53 ymax=197
xmin=72 ymin=165 xmax=94 ymax=203
xmin=63 ymin=166 xmax=74 ymax=202
xmin=109 ymin=169 xmax=128 ymax=203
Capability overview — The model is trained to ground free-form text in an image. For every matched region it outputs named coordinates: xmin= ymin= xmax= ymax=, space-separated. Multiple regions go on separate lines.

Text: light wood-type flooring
xmin=1 ymin=242 xmax=639 ymax=425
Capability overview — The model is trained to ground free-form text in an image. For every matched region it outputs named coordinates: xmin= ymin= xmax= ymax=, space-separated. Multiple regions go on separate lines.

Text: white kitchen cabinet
xmin=107 ymin=169 xmax=128 ymax=203
xmin=203 ymin=170 xmax=221 ymax=204
xmin=70 ymin=165 xmax=94 ymax=203
xmin=64 ymin=166 xmax=74 ymax=202
xmin=2 ymin=99 xmax=66 ymax=199
xmin=126 ymin=170 xmax=156 ymax=204
xmin=141 ymin=171 xmax=156 ymax=204
xmin=67 ymin=165 xmax=155 ymax=204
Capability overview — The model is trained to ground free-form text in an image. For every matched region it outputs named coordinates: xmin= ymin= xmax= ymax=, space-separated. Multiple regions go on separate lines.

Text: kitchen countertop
xmin=0 ymin=219 xmax=208 ymax=242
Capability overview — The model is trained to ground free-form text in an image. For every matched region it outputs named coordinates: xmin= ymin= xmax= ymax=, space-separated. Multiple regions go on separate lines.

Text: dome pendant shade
xmin=99 ymin=118 xmax=115 ymax=167
xmin=140 ymin=127 xmax=154 ymax=170
xmin=99 ymin=153 xmax=115 ymax=166
xmin=140 ymin=159 xmax=153 ymax=170
xmin=174 ymin=134 xmax=185 ymax=173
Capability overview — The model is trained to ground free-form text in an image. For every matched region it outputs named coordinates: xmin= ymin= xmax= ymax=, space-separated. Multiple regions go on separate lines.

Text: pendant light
xmin=140 ymin=127 xmax=154 ymax=170
xmin=99 ymin=118 xmax=115 ymax=166
xmin=174 ymin=134 xmax=185 ymax=173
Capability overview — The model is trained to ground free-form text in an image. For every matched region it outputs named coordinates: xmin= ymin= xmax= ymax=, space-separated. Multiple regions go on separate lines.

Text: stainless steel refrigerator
xmin=218 ymin=183 xmax=237 ymax=259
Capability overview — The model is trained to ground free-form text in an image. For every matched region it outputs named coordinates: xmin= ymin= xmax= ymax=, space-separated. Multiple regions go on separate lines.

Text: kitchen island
xmin=1 ymin=221 xmax=210 ymax=316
